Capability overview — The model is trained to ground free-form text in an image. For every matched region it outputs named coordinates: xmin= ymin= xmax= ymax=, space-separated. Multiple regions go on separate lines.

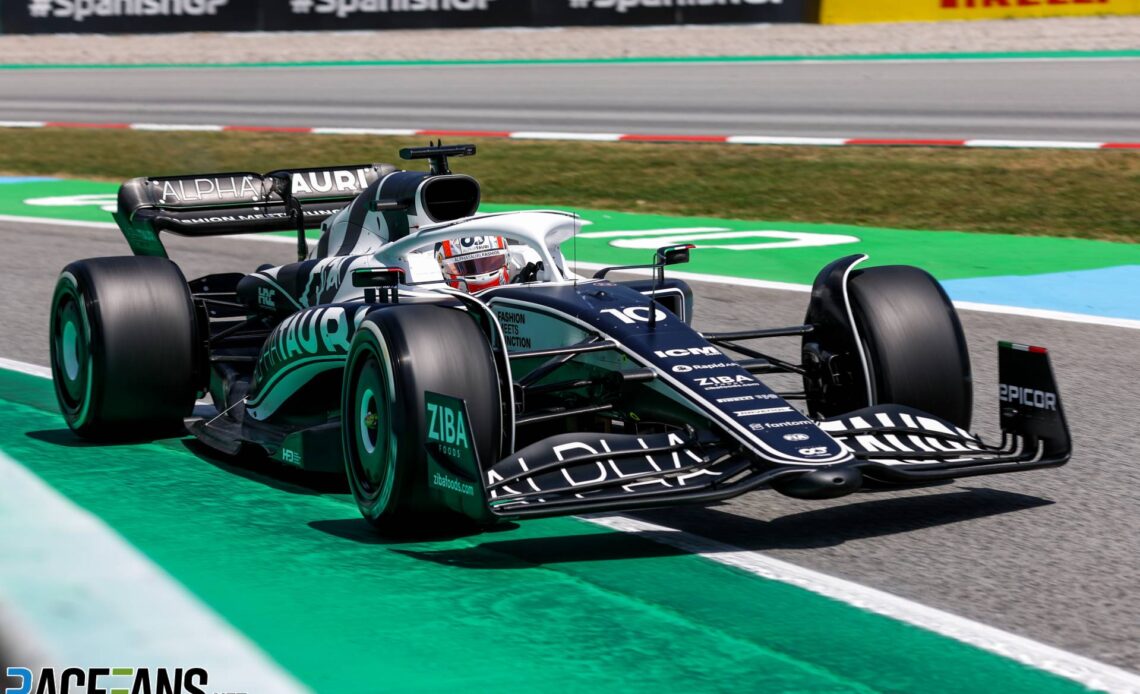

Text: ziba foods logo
xmin=4 ymin=666 xmax=210 ymax=694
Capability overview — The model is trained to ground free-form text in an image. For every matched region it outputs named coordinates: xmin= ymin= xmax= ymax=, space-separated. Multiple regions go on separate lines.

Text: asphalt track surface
xmin=2 ymin=59 xmax=1139 ymax=141
xmin=2 ymin=218 xmax=1138 ymax=673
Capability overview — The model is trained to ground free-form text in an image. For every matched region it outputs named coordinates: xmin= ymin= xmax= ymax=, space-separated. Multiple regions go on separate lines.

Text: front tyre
xmin=342 ymin=304 xmax=502 ymax=533
xmin=49 ymin=256 xmax=199 ymax=440
xmin=847 ymin=265 xmax=973 ymax=429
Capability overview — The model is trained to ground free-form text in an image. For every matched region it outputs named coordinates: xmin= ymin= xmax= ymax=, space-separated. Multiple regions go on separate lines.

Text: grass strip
xmin=1 ymin=128 xmax=1136 ymax=242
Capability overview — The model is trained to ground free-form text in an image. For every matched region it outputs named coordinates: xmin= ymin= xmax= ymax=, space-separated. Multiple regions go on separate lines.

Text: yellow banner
xmin=821 ymin=0 xmax=1140 ymax=24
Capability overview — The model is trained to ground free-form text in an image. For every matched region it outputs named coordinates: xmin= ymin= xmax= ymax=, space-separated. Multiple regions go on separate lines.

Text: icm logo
xmin=654 ymin=347 xmax=720 ymax=359
xmin=783 ymin=433 xmax=810 ymax=442
xmin=999 ymin=384 xmax=1057 ymax=411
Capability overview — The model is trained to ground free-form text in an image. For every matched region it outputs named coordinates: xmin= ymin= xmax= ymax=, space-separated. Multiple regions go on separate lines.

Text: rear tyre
xmin=342 ymin=304 xmax=501 ymax=533
xmin=847 ymin=265 xmax=973 ymax=429
xmin=49 ymin=256 xmax=199 ymax=440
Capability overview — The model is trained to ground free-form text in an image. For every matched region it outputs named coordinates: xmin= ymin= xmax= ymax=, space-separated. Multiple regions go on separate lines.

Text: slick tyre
xmin=342 ymin=304 xmax=501 ymax=533
xmin=847 ymin=265 xmax=973 ymax=429
xmin=49 ymin=256 xmax=199 ymax=440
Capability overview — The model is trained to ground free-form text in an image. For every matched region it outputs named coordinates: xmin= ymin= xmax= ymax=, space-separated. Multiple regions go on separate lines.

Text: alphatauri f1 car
xmin=50 ymin=144 xmax=1071 ymax=530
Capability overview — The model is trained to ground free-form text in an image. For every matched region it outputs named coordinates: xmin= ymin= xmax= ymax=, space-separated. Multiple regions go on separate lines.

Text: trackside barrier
xmin=0 ymin=0 xmax=815 ymax=35
xmin=819 ymin=0 xmax=1140 ymax=24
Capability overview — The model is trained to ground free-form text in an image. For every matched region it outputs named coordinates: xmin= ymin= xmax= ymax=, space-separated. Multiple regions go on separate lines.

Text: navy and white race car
xmin=49 ymin=144 xmax=1071 ymax=530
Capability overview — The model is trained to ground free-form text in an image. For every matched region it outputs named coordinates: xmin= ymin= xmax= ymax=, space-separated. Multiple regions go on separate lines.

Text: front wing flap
xmin=483 ymin=430 xmax=807 ymax=519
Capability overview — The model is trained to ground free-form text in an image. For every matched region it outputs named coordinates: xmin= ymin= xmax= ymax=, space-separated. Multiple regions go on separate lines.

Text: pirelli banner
xmin=1 ymin=0 xmax=811 ymax=34
xmin=820 ymin=0 xmax=1140 ymax=24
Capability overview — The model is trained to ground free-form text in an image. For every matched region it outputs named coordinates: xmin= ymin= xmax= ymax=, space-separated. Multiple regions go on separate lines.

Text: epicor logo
xmin=28 ymin=0 xmax=229 ymax=22
xmin=4 ymin=667 xmax=207 ymax=694
xmin=999 ymin=384 xmax=1058 ymax=411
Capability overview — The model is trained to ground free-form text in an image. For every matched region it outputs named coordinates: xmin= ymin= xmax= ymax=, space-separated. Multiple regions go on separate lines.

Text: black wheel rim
xmin=348 ymin=355 xmax=394 ymax=507
xmin=52 ymin=292 xmax=89 ymax=413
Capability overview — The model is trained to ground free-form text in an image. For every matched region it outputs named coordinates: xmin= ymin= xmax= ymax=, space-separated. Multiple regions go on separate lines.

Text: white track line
xmin=0 ymin=358 xmax=51 ymax=379
xmin=965 ymin=139 xmax=1104 ymax=150
xmin=310 ymin=126 xmax=418 ymax=136
xmin=582 ymin=514 xmax=1140 ymax=694
xmin=0 ymin=448 xmax=309 ymax=692
xmin=130 ymin=123 xmax=224 ymax=132
xmin=6 ymin=213 xmax=1139 ymax=331
xmin=509 ymin=131 xmax=624 ymax=142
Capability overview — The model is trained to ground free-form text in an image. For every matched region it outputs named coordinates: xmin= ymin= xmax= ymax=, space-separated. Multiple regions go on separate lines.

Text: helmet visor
xmin=443 ymin=253 xmax=507 ymax=277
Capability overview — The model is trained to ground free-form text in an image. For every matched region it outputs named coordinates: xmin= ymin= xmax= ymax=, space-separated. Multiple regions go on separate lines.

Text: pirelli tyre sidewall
xmin=49 ymin=256 xmax=198 ymax=440
xmin=342 ymin=304 xmax=502 ymax=532
xmin=847 ymin=265 xmax=974 ymax=430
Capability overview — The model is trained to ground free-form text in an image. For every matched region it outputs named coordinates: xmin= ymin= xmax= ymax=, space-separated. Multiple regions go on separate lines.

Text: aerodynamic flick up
xmin=49 ymin=144 xmax=1072 ymax=530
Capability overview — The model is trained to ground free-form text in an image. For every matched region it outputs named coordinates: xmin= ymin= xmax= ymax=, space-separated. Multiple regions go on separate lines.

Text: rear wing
xmin=113 ymin=163 xmax=397 ymax=257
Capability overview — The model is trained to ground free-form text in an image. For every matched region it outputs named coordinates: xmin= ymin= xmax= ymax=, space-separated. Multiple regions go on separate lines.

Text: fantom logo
xmin=27 ymin=0 xmax=230 ymax=22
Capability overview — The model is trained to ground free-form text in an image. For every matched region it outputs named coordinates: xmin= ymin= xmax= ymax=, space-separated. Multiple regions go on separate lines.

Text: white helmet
xmin=435 ymin=236 xmax=511 ymax=292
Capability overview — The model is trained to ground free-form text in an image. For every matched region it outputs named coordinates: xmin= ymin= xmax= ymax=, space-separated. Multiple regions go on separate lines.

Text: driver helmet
xmin=435 ymin=236 xmax=511 ymax=292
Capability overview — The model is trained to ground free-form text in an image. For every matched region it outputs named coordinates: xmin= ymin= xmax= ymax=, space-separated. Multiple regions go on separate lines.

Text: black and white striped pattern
xmin=818 ymin=406 xmax=1042 ymax=468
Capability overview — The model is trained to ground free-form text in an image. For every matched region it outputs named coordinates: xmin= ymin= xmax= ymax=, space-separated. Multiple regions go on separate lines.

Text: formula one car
xmin=49 ymin=144 xmax=1071 ymax=530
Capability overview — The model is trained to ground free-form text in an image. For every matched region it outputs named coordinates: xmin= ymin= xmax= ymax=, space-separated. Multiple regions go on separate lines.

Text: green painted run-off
xmin=2 ymin=178 xmax=1139 ymax=286
xmin=0 ymin=369 xmax=1093 ymax=693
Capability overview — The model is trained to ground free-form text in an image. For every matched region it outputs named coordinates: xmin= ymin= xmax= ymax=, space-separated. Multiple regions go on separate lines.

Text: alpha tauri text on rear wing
xmin=113 ymin=163 xmax=397 ymax=257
